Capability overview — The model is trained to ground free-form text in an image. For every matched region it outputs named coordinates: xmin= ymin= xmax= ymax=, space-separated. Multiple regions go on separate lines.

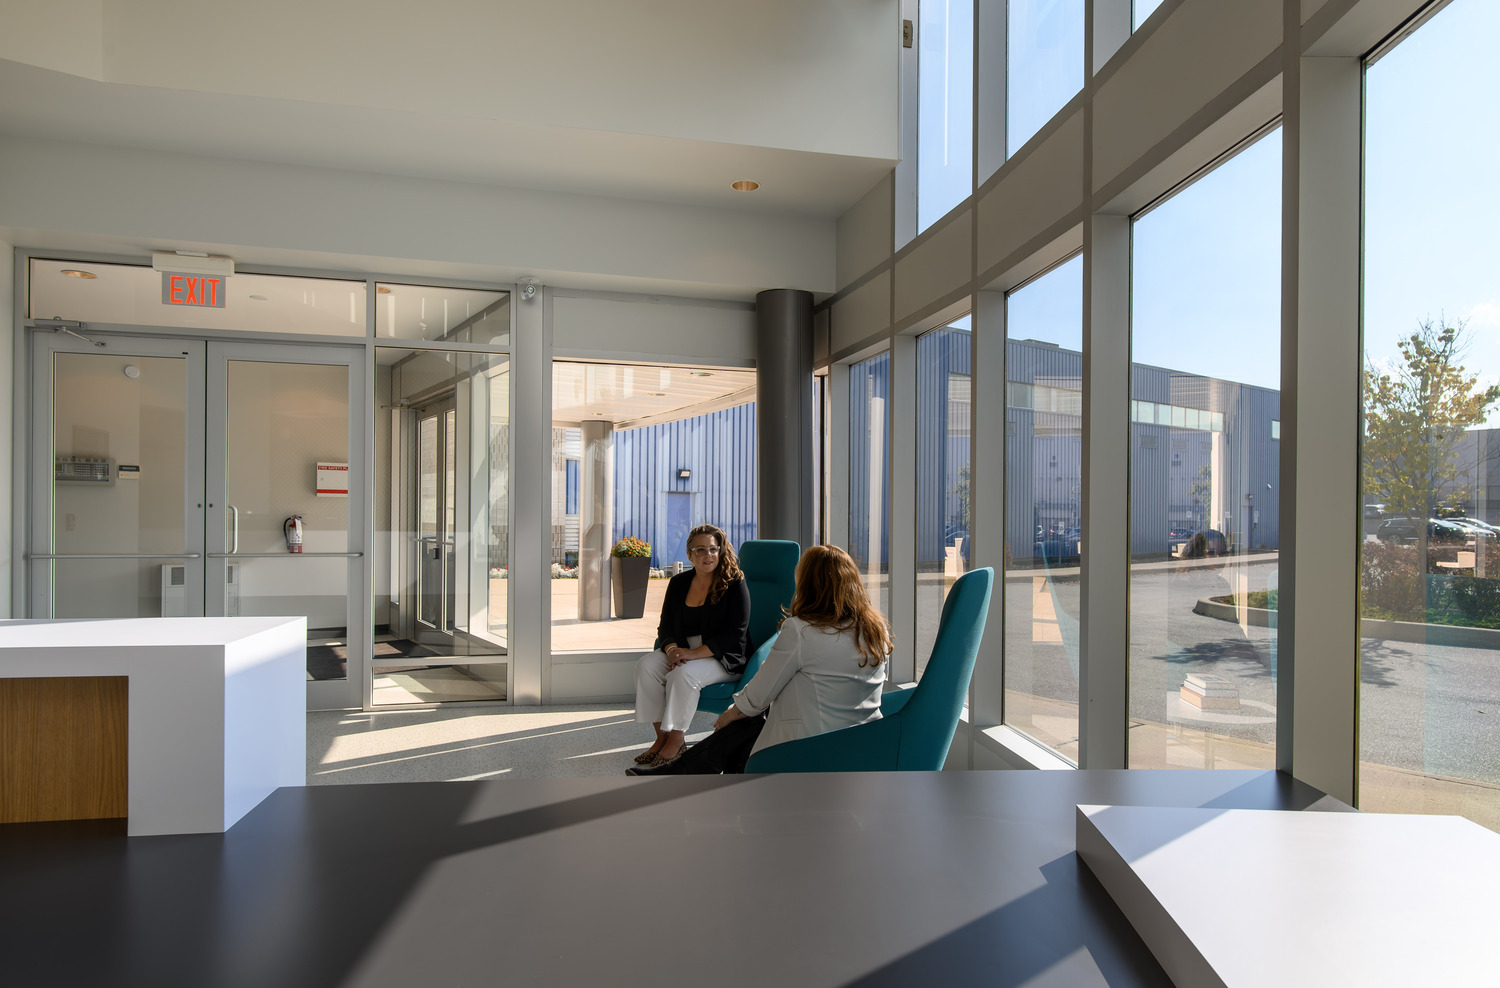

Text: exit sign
xmin=161 ymin=272 xmax=226 ymax=308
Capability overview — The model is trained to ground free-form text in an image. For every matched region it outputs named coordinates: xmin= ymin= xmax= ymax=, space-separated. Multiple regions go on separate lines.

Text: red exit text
xmin=160 ymin=273 xmax=226 ymax=308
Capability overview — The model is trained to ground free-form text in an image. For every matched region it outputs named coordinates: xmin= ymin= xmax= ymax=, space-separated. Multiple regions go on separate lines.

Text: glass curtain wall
xmin=1128 ymin=128 xmax=1282 ymax=769
xmin=1007 ymin=0 xmax=1083 ymax=155
xmin=915 ymin=316 xmax=973 ymax=675
xmin=1360 ymin=0 xmax=1500 ymax=832
xmin=849 ymin=353 xmax=892 ymax=616
xmin=917 ymin=0 xmax=974 ymax=232
xmin=1005 ymin=256 xmax=1083 ymax=760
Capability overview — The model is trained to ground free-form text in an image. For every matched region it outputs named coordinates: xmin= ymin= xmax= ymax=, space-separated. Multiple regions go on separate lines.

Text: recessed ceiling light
xmin=61 ymin=269 xmax=96 ymax=280
xmin=249 ymin=294 xmax=269 ymax=301
xmin=377 ymin=286 xmax=392 ymax=295
xmin=690 ymin=371 xmax=713 ymax=377
xmin=731 ymin=180 xmax=760 ymax=192
xmin=648 ymin=392 xmax=666 ymax=397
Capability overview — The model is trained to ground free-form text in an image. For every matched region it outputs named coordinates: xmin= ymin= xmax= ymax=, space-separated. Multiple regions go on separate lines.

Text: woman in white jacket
xmin=628 ymin=544 xmax=892 ymax=775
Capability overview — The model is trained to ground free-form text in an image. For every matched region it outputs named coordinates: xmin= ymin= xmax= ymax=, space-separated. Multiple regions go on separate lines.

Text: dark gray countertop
xmin=0 ymin=769 xmax=1338 ymax=987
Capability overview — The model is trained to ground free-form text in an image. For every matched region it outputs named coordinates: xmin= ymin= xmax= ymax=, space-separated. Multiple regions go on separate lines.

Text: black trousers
xmin=663 ymin=714 xmax=766 ymax=774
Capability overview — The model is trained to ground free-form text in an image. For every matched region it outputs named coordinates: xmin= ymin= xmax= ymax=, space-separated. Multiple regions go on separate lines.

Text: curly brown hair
xmin=786 ymin=544 xmax=892 ymax=666
xmin=687 ymin=524 xmax=742 ymax=604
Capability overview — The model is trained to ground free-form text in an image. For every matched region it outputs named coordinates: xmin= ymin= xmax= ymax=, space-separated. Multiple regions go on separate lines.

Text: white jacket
xmin=731 ymin=616 xmax=886 ymax=757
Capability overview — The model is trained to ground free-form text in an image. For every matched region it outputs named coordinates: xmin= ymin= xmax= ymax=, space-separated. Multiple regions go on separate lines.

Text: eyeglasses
xmin=688 ymin=545 xmax=721 ymax=557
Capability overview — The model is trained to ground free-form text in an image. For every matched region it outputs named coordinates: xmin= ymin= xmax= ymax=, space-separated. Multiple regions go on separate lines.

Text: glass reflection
xmin=1360 ymin=0 xmax=1500 ymax=832
xmin=849 ymin=353 xmax=891 ymax=616
xmin=1005 ymin=257 xmax=1082 ymax=760
xmin=915 ymin=318 xmax=972 ymax=677
xmin=1128 ymin=129 xmax=1281 ymax=770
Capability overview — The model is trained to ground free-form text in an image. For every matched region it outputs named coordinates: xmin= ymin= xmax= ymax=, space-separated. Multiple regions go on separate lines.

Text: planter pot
xmin=612 ymin=556 xmax=650 ymax=619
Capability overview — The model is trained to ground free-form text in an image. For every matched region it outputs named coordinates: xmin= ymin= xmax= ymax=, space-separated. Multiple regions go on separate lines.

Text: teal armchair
xmin=695 ymin=539 xmax=801 ymax=714
xmin=743 ymin=566 xmax=993 ymax=772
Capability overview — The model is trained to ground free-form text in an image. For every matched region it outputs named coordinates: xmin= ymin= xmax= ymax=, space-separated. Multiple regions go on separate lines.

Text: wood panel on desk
xmin=0 ymin=676 xmax=128 ymax=824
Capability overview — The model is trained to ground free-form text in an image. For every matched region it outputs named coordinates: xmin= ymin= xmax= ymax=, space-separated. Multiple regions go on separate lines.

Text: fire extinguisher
xmin=284 ymin=515 xmax=304 ymax=554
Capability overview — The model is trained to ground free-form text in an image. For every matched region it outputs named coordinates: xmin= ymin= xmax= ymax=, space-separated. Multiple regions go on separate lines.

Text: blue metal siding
xmin=1004 ymin=341 xmax=1281 ymax=559
xmin=847 ymin=354 xmax=891 ymax=571
xmin=612 ymin=403 xmax=758 ymax=568
xmin=916 ymin=329 xmax=972 ymax=567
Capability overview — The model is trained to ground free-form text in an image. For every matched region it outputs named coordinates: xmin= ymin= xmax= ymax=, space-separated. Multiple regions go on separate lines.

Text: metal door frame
xmin=206 ymin=340 xmax=368 ymax=712
xmin=27 ymin=332 xmax=208 ymax=621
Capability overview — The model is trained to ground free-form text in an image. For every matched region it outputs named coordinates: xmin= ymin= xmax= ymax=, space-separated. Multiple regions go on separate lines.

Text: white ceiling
xmin=552 ymin=361 xmax=755 ymax=429
xmin=0 ymin=1 xmax=898 ymax=219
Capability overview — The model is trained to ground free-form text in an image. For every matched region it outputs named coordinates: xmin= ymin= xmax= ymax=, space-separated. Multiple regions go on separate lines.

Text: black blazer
xmin=653 ymin=571 xmax=751 ymax=675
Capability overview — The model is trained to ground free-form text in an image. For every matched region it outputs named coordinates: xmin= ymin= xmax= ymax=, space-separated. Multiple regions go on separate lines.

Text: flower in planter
xmin=610 ymin=536 xmax=652 ymax=559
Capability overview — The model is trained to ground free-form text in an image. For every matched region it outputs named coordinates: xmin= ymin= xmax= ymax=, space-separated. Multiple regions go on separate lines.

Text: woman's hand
xmin=713 ymin=704 xmax=745 ymax=731
xmin=665 ymin=644 xmax=694 ymax=669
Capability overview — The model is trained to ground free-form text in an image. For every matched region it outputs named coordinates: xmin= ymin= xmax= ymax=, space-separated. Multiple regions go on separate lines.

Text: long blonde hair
xmin=688 ymin=524 xmax=742 ymax=604
xmin=786 ymin=545 xmax=892 ymax=666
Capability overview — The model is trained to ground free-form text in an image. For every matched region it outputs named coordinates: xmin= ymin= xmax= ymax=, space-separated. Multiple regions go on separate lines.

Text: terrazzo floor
xmin=307 ymin=703 xmax=719 ymax=783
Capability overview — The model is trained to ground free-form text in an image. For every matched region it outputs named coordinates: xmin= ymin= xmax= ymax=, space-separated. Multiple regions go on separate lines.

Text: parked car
xmin=1445 ymin=517 xmax=1500 ymax=539
xmin=1033 ymin=538 xmax=1080 ymax=565
xmin=1375 ymin=518 xmax=1471 ymax=544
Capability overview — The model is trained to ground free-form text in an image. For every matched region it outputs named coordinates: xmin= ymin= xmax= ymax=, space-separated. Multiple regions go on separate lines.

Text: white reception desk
xmin=0 ymin=617 xmax=306 ymax=836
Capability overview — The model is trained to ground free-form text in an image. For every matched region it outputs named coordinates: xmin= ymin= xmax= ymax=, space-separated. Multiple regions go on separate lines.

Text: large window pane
xmin=1005 ymin=257 xmax=1083 ymax=760
xmin=1133 ymin=0 xmax=1166 ymax=31
xmin=374 ymin=348 xmax=508 ymax=705
xmin=1007 ymin=0 xmax=1084 ymax=155
xmin=915 ymin=317 xmax=972 ymax=677
xmin=849 ymin=353 xmax=891 ymax=616
xmin=1361 ymin=0 xmax=1500 ymax=832
xmin=375 ymin=283 xmax=509 ymax=345
xmin=549 ymin=361 xmax=757 ymax=653
xmin=1128 ymin=129 xmax=1281 ymax=770
xmin=918 ymin=0 xmax=974 ymax=232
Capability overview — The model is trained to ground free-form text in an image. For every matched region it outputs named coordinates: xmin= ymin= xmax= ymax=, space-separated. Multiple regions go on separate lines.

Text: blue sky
xmin=1365 ymin=0 xmax=1500 ymax=424
xmin=920 ymin=0 xmax=1497 ymax=419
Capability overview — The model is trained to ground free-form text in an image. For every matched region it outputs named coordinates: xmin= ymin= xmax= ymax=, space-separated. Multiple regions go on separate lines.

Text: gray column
xmin=578 ymin=419 xmax=614 ymax=621
xmin=755 ymin=289 xmax=814 ymax=546
xmin=510 ymin=283 xmax=549 ymax=704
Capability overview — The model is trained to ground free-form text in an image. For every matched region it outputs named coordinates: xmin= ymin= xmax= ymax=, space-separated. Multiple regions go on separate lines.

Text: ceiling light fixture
xmin=648 ymin=392 xmax=666 ymax=397
xmin=731 ymin=180 xmax=760 ymax=192
xmin=61 ymin=269 xmax=96 ymax=279
xmin=249 ymin=294 xmax=269 ymax=301
xmin=690 ymin=371 xmax=713 ymax=377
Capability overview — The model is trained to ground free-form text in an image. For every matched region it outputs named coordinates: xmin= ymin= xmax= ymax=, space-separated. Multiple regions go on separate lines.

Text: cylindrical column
xmin=755 ymin=289 xmax=814 ymax=546
xmin=578 ymin=419 xmax=614 ymax=621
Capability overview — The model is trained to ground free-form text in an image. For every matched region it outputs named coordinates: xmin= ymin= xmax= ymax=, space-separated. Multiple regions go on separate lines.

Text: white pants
xmin=634 ymin=636 xmax=736 ymax=733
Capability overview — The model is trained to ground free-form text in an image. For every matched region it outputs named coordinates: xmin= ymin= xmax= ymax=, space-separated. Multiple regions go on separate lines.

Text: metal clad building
xmin=612 ymin=403 xmax=758 ymax=568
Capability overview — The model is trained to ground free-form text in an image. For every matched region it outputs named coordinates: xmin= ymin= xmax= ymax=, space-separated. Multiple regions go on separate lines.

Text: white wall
xmin=0 ymin=137 xmax=836 ymax=299
xmin=552 ymin=294 xmax=755 ymax=364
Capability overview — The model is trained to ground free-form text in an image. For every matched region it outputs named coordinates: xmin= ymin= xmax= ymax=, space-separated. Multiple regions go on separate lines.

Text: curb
xmin=1193 ymin=597 xmax=1500 ymax=650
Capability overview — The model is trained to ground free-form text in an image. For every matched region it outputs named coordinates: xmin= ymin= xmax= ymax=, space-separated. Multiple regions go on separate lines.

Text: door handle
xmin=228 ymin=504 xmax=239 ymax=555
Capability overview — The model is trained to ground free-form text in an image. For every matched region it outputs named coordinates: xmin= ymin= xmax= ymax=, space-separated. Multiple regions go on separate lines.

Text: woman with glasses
xmin=629 ymin=544 xmax=891 ymax=776
xmin=632 ymin=524 xmax=750 ymax=768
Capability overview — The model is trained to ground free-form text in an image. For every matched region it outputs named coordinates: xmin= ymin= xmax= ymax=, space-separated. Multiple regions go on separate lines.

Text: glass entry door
xmin=206 ymin=342 xmax=365 ymax=711
xmin=31 ymin=332 xmax=365 ymax=710
xmin=30 ymin=336 xmax=206 ymax=622
xmin=415 ymin=396 xmax=458 ymax=647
